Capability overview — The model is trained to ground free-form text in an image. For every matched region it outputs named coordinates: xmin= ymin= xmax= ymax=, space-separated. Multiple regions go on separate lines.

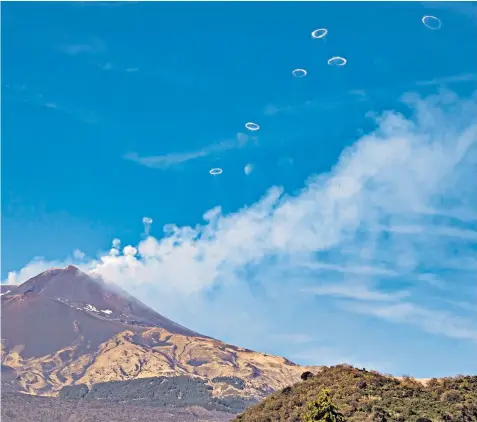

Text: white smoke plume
xmin=142 ymin=217 xmax=153 ymax=236
xmin=4 ymin=90 xmax=477 ymax=375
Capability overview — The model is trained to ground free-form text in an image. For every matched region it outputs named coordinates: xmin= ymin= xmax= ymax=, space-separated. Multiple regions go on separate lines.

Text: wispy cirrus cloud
xmin=377 ymin=224 xmax=477 ymax=241
xmin=348 ymin=89 xmax=368 ymax=101
xmin=416 ymin=73 xmax=477 ymax=87
xmin=58 ymin=36 xmax=107 ymax=56
xmin=98 ymin=62 xmax=139 ymax=73
xmin=124 ymin=150 xmax=208 ymax=169
xmin=421 ymin=1 xmax=477 ymax=19
xmin=264 ymin=103 xmax=291 ymax=116
xmin=124 ymin=132 xmax=252 ymax=169
xmin=416 ymin=273 xmax=447 ymax=290
xmin=302 ymin=262 xmax=399 ymax=277
xmin=6 ymin=89 xmax=477 ymax=374
xmin=302 ymin=284 xmax=409 ymax=302
xmin=341 ymin=301 xmax=477 ymax=341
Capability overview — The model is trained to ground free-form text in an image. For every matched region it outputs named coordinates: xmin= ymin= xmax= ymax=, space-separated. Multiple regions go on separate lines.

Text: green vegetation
xmin=233 ymin=365 xmax=477 ymax=422
xmin=59 ymin=375 xmax=257 ymax=413
xmin=2 ymin=392 xmax=232 ymax=422
xmin=303 ymin=388 xmax=345 ymax=422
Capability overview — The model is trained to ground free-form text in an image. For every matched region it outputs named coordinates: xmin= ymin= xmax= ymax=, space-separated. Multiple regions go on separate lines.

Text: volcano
xmin=1 ymin=266 xmax=202 ymax=359
xmin=5 ymin=265 xmax=201 ymax=334
xmin=1 ymin=266 xmax=318 ymax=410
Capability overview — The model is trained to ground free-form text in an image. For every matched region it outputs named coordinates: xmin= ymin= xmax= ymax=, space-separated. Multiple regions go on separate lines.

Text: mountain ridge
xmin=233 ymin=364 xmax=477 ymax=422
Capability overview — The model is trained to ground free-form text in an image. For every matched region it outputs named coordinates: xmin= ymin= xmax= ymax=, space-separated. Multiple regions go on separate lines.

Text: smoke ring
xmin=422 ymin=15 xmax=442 ymax=30
xmin=209 ymin=168 xmax=223 ymax=175
xmin=311 ymin=28 xmax=328 ymax=39
xmin=292 ymin=68 xmax=308 ymax=78
xmin=327 ymin=56 xmax=347 ymax=66
xmin=245 ymin=122 xmax=260 ymax=131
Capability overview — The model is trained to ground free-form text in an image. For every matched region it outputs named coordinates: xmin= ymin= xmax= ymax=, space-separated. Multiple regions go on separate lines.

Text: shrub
xmin=232 ymin=365 xmax=477 ymax=422
xmin=302 ymin=388 xmax=345 ymax=422
xmin=282 ymin=386 xmax=292 ymax=395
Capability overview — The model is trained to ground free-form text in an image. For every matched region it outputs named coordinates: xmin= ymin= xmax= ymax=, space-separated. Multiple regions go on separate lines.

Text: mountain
xmin=233 ymin=365 xmax=477 ymax=422
xmin=1 ymin=266 xmax=318 ymax=414
xmin=7 ymin=265 xmax=201 ymax=335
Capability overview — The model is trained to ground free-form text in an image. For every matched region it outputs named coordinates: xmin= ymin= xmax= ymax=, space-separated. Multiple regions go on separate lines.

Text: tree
xmin=303 ymin=388 xmax=345 ymax=422
xmin=301 ymin=371 xmax=314 ymax=381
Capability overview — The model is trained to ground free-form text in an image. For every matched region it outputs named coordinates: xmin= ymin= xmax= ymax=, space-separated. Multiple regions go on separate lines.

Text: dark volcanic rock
xmin=1 ymin=291 xmax=137 ymax=358
xmin=9 ymin=266 xmax=202 ymax=337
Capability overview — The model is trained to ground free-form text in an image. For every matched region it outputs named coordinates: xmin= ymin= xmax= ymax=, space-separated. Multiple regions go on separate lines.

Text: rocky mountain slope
xmin=233 ymin=364 xmax=477 ymax=422
xmin=0 ymin=284 xmax=18 ymax=296
xmin=1 ymin=266 xmax=318 ymax=413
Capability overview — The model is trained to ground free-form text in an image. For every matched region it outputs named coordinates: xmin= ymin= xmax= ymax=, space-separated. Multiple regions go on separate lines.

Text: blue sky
xmin=2 ymin=1 xmax=477 ymax=377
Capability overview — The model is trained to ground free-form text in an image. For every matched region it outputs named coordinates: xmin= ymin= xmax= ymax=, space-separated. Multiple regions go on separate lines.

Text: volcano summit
xmin=1 ymin=266 xmax=318 ymax=413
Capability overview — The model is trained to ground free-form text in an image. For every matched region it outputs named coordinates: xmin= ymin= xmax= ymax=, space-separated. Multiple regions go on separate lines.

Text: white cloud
xmin=348 ymin=89 xmax=368 ymax=101
xmin=109 ymin=248 xmax=120 ymax=257
xmin=416 ymin=273 xmax=447 ymax=290
xmin=142 ymin=217 xmax=153 ymax=236
xmin=73 ymin=249 xmax=86 ymax=260
xmin=123 ymin=245 xmax=138 ymax=256
xmin=244 ymin=163 xmax=254 ymax=176
xmin=125 ymin=133 xmax=252 ymax=169
xmin=303 ymin=283 xmax=409 ymax=302
xmin=378 ymin=224 xmax=477 ymax=238
xmin=6 ymin=89 xmax=477 ymax=350
xmin=341 ymin=301 xmax=477 ymax=341
xmin=264 ymin=103 xmax=283 ymax=116
xmin=124 ymin=151 xmax=208 ymax=169
xmin=6 ymin=258 xmax=73 ymax=285
xmin=302 ymin=262 xmax=398 ymax=277
xmin=59 ymin=37 xmax=107 ymax=56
